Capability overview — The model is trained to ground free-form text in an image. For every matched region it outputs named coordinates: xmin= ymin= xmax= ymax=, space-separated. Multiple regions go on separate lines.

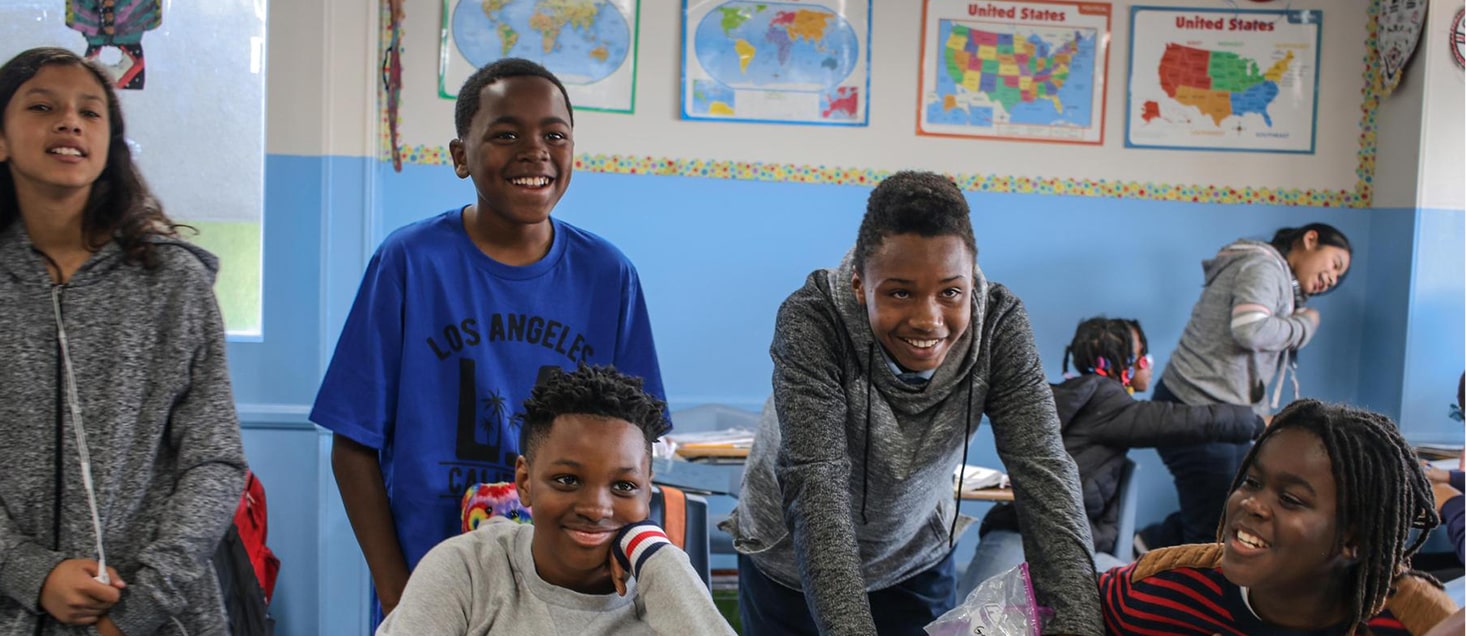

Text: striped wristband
xmin=614 ymin=520 xmax=671 ymax=579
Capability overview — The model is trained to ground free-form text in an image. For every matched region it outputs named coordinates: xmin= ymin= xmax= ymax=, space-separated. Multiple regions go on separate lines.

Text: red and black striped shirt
xmin=1098 ymin=545 xmax=1447 ymax=636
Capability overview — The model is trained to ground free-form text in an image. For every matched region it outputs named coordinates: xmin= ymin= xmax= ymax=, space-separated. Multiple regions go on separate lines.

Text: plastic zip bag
xmin=925 ymin=563 xmax=1051 ymax=636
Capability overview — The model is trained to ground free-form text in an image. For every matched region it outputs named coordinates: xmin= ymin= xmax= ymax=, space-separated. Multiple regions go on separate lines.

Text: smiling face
xmin=449 ymin=75 xmax=572 ymax=229
xmin=1286 ymin=230 xmax=1351 ymax=295
xmin=1221 ymin=427 xmax=1353 ymax=597
xmin=852 ymin=233 xmax=974 ymax=373
xmin=0 ymin=63 xmax=110 ymax=198
xmin=515 ymin=413 xmax=650 ymax=594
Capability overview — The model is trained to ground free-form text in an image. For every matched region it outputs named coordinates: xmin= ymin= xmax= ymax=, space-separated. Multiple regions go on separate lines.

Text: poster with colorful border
xmin=438 ymin=0 xmax=640 ymax=113
xmin=681 ymin=0 xmax=872 ymax=126
xmin=917 ymin=0 xmax=1110 ymax=144
xmin=1126 ymin=6 xmax=1322 ymax=154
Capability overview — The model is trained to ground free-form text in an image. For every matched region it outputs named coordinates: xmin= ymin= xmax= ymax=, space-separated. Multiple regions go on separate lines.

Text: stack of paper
xmin=662 ymin=429 xmax=756 ymax=459
xmin=954 ymin=464 xmax=1009 ymax=492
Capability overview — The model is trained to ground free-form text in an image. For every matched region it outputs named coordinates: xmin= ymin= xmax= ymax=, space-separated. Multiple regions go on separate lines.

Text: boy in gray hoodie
xmin=725 ymin=172 xmax=1101 ymax=636
xmin=0 ymin=48 xmax=246 ymax=636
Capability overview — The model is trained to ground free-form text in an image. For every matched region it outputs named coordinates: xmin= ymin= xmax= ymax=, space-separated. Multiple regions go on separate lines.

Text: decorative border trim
xmin=380 ymin=0 xmax=1383 ymax=208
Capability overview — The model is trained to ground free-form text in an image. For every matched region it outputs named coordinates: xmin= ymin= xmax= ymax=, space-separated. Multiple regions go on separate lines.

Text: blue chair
xmin=650 ymin=485 xmax=711 ymax=589
xmin=1110 ymin=458 xmax=1142 ymax=562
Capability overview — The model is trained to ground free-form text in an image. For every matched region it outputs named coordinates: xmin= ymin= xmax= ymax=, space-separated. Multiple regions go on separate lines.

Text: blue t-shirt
xmin=311 ymin=208 xmax=665 ymax=573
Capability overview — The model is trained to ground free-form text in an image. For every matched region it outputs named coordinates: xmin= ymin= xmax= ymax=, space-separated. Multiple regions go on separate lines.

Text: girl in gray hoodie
xmin=0 ymin=48 xmax=246 ymax=636
xmin=725 ymin=172 xmax=1101 ymax=636
xmin=1137 ymin=223 xmax=1351 ymax=551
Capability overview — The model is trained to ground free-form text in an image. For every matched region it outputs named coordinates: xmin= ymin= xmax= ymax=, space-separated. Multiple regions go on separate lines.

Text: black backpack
xmin=213 ymin=523 xmax=275 ymax=636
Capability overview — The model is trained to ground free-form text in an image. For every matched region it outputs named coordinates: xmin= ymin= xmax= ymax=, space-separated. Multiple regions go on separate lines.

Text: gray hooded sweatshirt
xmin=1159 ymin=239 xmax=1316 ymax=414
xmin=0 ymin=221 xmax=247 ymax=636
xmin=724 ymin=251 xmax=1101 ymax=636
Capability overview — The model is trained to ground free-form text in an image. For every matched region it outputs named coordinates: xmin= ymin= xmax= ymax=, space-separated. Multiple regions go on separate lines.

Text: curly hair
xmin=0 ymin=47 xmax=182 ymax=269
xmin=517 ymin=364 xmax=668 ymax=462
xmin=853 ymin=171 xmax=976 ymax=273
xmin=1227 ymin=399 xmax=1440 ymax=634
xmin=454 ymin=57 xmax=573 ymax=139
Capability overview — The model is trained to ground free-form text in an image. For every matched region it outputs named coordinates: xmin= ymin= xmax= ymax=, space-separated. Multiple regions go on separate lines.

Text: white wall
xmin=1416 ymin=0 xmax=1465 ymax=210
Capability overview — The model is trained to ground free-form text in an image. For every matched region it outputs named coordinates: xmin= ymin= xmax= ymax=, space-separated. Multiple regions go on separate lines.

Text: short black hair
xmin=454 ymin=57 xmax=573 ymax=138
xmin=854 ymin=171 xmax=977 ymax=273
xmin=1229 ymin=399 xmax=1440 ymax=633
xmin=516 ymin=364 xmax=668 ymax=462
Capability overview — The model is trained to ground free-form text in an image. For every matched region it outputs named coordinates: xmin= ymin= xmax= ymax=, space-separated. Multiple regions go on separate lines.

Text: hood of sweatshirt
xmin=824 ymin=247 xmax=990 ymax=414
xmin=1203 ymin=238 xmax=1301 ymax=304
xmin=0 ymin=220 xmax=219 ymax=288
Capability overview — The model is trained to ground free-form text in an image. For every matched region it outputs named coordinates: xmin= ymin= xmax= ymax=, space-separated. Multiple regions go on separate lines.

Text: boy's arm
xmin=374 ymin=536 xmax=473 ymax=636
xmin=984 ymin=296 xmax=1103 ymax=636
xmin=333 ymin=435 xmax=410 ymax=614
xmin=770 ymin=286 xmax=877 ymax=635
xmin=614 ymin=522 xmax=736 ymax=635
xmin=1229 ymin=259 xmax=1316 ymax=352
xmin=311 ymin=247 xmax=409 ymax=611
xmin=1084 ymin=380 xmax=1264 ymax=448
xmin=107 ymin=284 xmax=248 ymax=636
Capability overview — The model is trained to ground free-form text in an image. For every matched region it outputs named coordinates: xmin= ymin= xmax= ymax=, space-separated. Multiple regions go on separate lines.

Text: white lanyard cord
xmin=51 ymin=286 xmax=110 ymax=584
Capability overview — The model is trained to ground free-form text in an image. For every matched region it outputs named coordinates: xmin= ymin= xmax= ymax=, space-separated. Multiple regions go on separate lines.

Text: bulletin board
xmin=381 ymin=0 xmax=1387 ymax=207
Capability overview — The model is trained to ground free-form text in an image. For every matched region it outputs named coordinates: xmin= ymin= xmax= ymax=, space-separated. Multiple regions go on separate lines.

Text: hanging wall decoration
xmin=1451 ymin=7 xmax=1465 ymax=70
xmin=439 ymin=0 xmax=641 ymax=113
xmin=681 ymin=0 xmax=872 ymax=126
xmin=1376 ymin=0 xmax=1427 ymax=96
xmin=66 ymin=0 xmax=162 ymax=89
xmin=916 ymin=0 xmax=1111 ymax=145
xmin=1125 ymin=6 xmax=1323 ymax=154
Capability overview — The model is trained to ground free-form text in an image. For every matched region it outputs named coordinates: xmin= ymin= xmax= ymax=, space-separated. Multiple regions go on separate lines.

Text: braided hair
xmin=1226 ymin=399 xmax=1440 ymax=634
xmin=1062 ymin=317 xmax=1137 ymax=387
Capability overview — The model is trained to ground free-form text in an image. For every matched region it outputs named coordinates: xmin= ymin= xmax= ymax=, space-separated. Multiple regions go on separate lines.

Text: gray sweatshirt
xmin=1160 ymin=239 xmax=1316 ymax=414
xmin=724 ymin=251 xmax=1101 ymax=636
xmin=0 ymin=221 xmax=247 ymax=635
xmin=376 ymin=517 xmax=736 ymax=635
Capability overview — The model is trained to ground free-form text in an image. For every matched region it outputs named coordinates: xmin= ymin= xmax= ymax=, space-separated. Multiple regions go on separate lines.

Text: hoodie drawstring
xmin=861 ymin=343 xmax=874 ymax=525
xmin=950 ymin=381 xmax=972 ymax=548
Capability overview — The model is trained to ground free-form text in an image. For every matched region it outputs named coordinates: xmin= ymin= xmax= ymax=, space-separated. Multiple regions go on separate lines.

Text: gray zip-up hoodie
xmin=0 ymin=221 xmax=246 ymax=635
xmin=1160 ymin=239 xmax=1315 ymax=414
xmin=724 ymin=251 xmax=1101 ymax=636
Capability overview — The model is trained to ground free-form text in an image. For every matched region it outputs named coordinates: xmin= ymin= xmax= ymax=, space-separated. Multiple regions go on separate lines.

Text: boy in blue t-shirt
xmin=310 ymin=58 xmax=666 ymax=625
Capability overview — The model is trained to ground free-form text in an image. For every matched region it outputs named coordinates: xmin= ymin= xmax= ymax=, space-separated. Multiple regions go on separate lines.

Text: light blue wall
xmin=236 ymin=154 xmax=1462 ymax=635
xmin=1402 ymin=209 xmax=1466 ymax=439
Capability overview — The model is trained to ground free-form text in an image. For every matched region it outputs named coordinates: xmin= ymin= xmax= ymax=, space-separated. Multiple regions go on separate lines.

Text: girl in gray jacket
xmin=0 ymin=47 xmax=246 ymax=636
xmin=1137 ymin=224 xmax=1351 ymax=551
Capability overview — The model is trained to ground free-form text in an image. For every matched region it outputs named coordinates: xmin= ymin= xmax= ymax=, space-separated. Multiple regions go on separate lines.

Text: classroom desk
xmin=662 ymin=447 xmax=1016 ymax=502
xmin=960 ymin=487 xmax=1015 ymax=502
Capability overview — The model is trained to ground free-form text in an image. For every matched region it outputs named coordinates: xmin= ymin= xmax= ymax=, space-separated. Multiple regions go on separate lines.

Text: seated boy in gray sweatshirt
xmin=377 ymin=365 xmax=734 ymax=636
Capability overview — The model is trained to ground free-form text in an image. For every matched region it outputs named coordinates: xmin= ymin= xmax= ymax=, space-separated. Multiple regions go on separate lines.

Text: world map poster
xmin=681 ymin=0 xmax=872 ymax=126
xmin=440 ymin=0 xmax=640 ymax=112
xmin=1125 ymin=7 xmax=1322 ymax=154
xmin=917 ymin=0 xmax=1111 ymax=145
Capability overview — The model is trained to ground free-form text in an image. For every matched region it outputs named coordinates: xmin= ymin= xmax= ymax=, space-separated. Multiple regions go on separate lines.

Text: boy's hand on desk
xmin=1423 ymin=463 xmax=1452 ymax=484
